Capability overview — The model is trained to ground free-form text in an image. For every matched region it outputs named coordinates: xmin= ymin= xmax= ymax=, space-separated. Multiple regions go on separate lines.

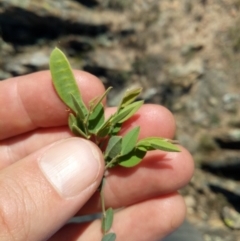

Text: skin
xmin=0 ymin=70 xmax=194 ymax=241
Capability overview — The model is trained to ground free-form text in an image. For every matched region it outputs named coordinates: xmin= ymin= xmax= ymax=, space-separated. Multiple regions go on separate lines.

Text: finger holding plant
xmin=49 ymin=48 xmax=180 ymax=241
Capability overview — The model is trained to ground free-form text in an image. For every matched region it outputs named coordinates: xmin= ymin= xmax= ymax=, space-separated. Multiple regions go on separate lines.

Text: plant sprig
xmin=49 ymin=48 xmax=180 ymax=241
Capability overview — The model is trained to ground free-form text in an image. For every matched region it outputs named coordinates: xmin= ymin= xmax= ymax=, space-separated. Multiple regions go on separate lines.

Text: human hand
xmin=0 ymin=71 xmax=194 ymax=241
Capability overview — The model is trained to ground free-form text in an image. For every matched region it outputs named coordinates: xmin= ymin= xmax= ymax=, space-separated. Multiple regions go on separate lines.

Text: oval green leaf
xmin=102 ymin=233 xmax=116 ymax=241
xmin=118 ymin=147 xmax=146 ymax=167
xmin=68 ymin=113 xmax=77 ymax=129
xmin=70 ymin=93 xmax=86 ymax=119
xmin=50 ymin=48 xmax=88 ymax=115
xmin=72 ymin=124 xmax=89 ymax=139
xmin=96 ymin=115 xmax=114 ymax=137
xmin=121 ymin=126 xmax=140 ymax=155
xmin=102 ymin=208 xmax=114 ymax=232
xmin=137 ymin=137 xmax=180 ymax=152
xmin=90 ymin=87 xmax=112 ymax=112
xmin=118 ymin=87 xmax=142 ymax=110
xmin=112 ymin=100 xmax=143 ymax=124
xmin=109 ymin=122 xmax=122 ymax=136
xmin=88 ymin=103 xmax=105 ymax=133
xmin=105 ymin=136 xmax=122 ymax=159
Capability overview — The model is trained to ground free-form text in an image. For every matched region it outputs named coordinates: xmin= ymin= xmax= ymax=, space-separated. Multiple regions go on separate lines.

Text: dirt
xmin=0 ymin=0 xmax=240 ymax=240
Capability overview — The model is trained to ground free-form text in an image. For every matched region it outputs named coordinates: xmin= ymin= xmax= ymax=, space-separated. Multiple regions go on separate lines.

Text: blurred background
xmin=0 ymin=0 xmax=240 ymax=240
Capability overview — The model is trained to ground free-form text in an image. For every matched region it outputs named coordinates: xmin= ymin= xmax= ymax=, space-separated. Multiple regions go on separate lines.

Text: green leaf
xmin=118 ymin=147 xmax=147 ymax=167
xmin=88 ymin=103 xmax=105 ymax=133
xmin=121 ymin=126 xmax=140 ymax=155
xmin=68 ymin=114 xmax=89 ymax=138
xmin=96 ymin=97 xmax=143 ymax=137
xmin=118 ymin=87 xmax=142 ymax=111
xmin=102 ymin=208 xmax=114 ymax=232
xmin=101 ymin=233 xmax=116 ymax=241
xmin=109 ymin=122 xmax=122 ymax=136
xmin=50 ymin=48 xmax=88 ymax=115
xmin=112 ymin=100 xmax=143 ymax=124
xmin=105 ymin=136 xmax=122 ymax=159
xmin=137 ymin=137 xmax=180 ymax=152
xmin=72 ymin=124 xmax=89 ymax=139
xmin=70 ymin=93 xmax=87 ymax=119
xmin=90 ymin=87 xmax=112 ymax=112
xmin=68 ymin=113 xmax=77 ymax=129
xmin=96 ymin=117 xmax=113 ymax=137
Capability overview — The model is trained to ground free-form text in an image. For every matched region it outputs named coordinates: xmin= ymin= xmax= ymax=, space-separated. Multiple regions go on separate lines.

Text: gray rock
xmin=222 ymin=206 xmax=240 ymax=230
xmin=28 ymin=51 xmax=49 ymax=68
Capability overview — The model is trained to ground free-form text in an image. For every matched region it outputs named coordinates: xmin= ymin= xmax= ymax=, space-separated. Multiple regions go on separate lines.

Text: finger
xmin=49 ymin=193 xmax=186 ymax=241
xmin=0 ymin=138 xmax=104 ymax=241
xmin=121 ymin=104 xmax=176 ymax=139
xmin=0 ymin=127 xmax=72 ymax=169
xmin=79 ymin=146 xmax=194 ymax=215
xmin=0 ymin=70 xmax=105 ymax=140
xmin=0 ymin=104 xmax=175 ymax=168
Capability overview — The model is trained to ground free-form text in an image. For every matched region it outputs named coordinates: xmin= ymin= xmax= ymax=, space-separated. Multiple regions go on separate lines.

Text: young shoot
xmin=49 ymin=48 xmax=180 ymax=241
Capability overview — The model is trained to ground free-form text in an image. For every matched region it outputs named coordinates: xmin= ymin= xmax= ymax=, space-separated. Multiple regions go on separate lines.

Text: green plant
xmin=49 ymin=48 xmax=180 ymax=241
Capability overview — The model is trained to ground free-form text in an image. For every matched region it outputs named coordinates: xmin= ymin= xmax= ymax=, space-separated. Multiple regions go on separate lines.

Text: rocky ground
xmin=1 ymin=0 xmax=240 ymax=240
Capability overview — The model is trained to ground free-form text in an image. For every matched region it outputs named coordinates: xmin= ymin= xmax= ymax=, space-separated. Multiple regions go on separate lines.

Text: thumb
xmin=0 ymin=137 xmax=104 ymax=241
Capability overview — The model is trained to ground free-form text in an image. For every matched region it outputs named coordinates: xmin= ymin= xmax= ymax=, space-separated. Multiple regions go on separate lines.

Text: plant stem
xmin=100 ymin=177 xmax=106 ymax=235
xmin=104 ymin=156 xmax=119 ymax=170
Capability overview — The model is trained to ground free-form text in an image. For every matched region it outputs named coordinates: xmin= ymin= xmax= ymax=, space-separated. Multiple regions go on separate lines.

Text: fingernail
xmin=38 ymin=138 xmax=102 ymax=198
